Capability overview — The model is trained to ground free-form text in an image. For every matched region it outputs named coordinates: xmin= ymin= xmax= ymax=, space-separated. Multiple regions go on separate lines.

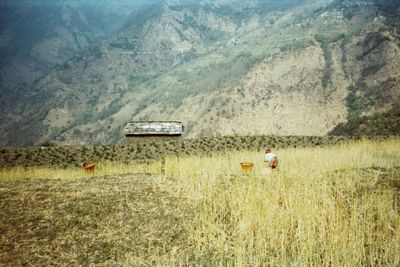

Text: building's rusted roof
xmin=124 ymin=121 xmax=184 ymax=136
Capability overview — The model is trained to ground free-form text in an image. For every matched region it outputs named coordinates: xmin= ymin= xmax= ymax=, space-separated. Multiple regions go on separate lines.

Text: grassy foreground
xmin=0 ymin=138 xmax=399 ymax=266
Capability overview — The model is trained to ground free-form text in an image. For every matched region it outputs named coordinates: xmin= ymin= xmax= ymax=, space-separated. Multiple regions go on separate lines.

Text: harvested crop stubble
xmin=0 ymin=174 xmax=192 ymax=266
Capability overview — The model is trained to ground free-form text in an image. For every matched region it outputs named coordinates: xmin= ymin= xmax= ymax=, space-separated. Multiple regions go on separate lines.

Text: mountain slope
xmin=0 ymin=1 xmax=155 ymax=115
xmin=1 ymin=0 xmax=399 ymax=147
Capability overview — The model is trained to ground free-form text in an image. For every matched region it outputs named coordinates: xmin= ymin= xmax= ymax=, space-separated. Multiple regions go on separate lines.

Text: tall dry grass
xmin=162 ymin=138 xmax=400 ymax=266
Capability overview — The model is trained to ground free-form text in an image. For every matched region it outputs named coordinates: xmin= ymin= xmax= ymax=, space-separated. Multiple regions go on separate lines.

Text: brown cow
xmin=81 ymin=162 xmax=95 ymax=174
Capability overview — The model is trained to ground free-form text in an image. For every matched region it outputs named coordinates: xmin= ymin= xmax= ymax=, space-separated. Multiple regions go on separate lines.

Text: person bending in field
xmin=264 ymin=148 xmax=278 ymax=171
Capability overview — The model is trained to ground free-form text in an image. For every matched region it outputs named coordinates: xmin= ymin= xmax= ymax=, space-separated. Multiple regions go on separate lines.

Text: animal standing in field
xmin=81 ymin=162 xmax=95 ymax=174
xmin=264 ymin=148 xmax=278 ymax=171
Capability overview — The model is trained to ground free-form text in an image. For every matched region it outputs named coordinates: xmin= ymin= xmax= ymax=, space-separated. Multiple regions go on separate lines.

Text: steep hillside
xmin=0 ymin=0 xmax=153 ymax=118
xmin=1 ymin=0 xmax=399 ymax=147
xmin=330 ymin=106 xmax=400 ymax=136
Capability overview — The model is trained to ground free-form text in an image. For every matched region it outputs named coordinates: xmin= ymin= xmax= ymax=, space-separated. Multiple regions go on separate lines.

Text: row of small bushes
xmin=0 ymin=135 xmax=355 ymax=168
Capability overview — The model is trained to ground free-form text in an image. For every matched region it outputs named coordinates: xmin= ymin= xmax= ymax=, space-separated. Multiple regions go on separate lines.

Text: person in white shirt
xmin=264 ymin=148 xmax=278 ymax=171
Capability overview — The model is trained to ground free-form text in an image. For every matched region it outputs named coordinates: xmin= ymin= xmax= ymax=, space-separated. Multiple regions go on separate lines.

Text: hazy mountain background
xmin=0 ymin=0 xmax=399 ymax=147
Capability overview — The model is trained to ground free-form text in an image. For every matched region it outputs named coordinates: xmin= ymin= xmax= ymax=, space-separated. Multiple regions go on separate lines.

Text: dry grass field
xmin=0 ymin=138 xmax=399 ymax=266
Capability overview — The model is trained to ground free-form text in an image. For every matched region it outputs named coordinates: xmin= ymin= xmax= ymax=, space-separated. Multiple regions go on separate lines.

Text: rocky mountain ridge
xmin=0 ymin=0 xmax=399 ymax=147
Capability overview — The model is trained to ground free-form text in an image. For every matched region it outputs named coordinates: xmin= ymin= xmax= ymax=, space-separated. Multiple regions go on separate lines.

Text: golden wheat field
xmin=0 ymin=138 xmax=399 ymax=266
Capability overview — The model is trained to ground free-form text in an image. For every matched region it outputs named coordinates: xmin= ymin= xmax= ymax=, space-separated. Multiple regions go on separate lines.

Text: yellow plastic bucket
xmin=240 ymin=162 xmax=253 ymax=173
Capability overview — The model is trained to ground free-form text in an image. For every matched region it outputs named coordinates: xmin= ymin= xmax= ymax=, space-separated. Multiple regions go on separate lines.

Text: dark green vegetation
xmin=346 ymin=82 xmax=382 ymax=120
xmin=0 ymin=174 xmax=191 ymax=265
xmin=329 ymin=107 xmax=400 ymax=136
xmin=0 ymin=135 xmax=391 ymax=169
xmin=315 ymin=33 xmax=345 ymax=89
